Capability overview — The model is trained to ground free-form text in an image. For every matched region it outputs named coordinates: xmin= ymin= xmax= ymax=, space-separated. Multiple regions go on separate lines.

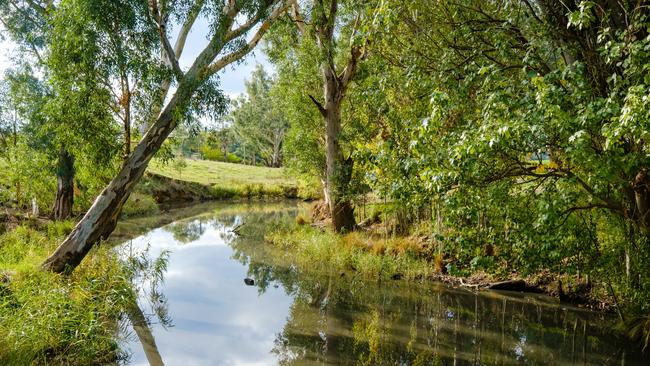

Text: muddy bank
xmin=422 ymin=271 xmax=606 ymax=311
xmin=139 ymin=173 xmax=216 ymax=203
xmin=0 ymin=206 xmax=51 ymax=235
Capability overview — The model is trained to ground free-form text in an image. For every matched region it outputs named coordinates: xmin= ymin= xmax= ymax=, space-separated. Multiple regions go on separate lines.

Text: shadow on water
xmin=115 ymin=202 xmax=649 ymax=365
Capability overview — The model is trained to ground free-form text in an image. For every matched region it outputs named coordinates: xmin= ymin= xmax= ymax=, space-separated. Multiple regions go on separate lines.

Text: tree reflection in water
xmin=120 ymin=203 xmax=646 ymax=366
xmin=228 ymin=209 xmax=641 ymax=366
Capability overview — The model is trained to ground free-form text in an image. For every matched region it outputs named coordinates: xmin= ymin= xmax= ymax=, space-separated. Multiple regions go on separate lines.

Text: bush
xmin=200 ymin=146 xmax=225 ymax=161
xmin=225 ymin=153 xmax=241 ymax=164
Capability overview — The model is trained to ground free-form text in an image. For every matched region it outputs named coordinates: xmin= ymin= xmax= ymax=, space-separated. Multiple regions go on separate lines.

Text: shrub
xmin=200 ymin=146 xmax=225 ymax=161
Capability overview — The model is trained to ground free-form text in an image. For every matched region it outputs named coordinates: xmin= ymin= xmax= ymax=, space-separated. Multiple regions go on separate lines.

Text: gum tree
xmin=229 ymin=64 xmax=288 ymax=167
xmin=42 ymin=0 xmax=290 ymax=273
xmin=0 ymin=0 xmax=154 ymax=219
xmin=269 ymin=0 xmax=375 ymax=232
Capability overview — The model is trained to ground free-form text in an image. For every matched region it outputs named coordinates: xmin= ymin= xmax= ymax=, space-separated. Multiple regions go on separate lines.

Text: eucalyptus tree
xmin=0 ymin=0 xmax=145 ymax=219
xmin=0 ymin=0 xmax=73 ymax=217
xmin=43 ymin=0 xmax=291 ymax=273
xmin=229 ymin=64 xmax=288 ymax=167
xmin=268 ymin=0 xmax=376 ymax=232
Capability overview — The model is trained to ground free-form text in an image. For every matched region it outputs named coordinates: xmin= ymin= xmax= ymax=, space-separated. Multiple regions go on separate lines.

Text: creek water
xmin=114 ymin=202 xmax=648 ymax=365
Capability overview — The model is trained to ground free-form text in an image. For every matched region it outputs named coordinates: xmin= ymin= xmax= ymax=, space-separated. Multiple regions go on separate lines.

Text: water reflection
xmin=116 ymin=202 xmax=648 ymax=365
xmin=126 ymin=304 xmax=165 ymax=366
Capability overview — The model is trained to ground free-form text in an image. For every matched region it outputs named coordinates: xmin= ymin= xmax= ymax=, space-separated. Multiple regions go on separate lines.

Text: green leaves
xmin=567 ymin=1 xmax=596 ymax=30
xmin=227 ymin=65 xmax=288 ymax=167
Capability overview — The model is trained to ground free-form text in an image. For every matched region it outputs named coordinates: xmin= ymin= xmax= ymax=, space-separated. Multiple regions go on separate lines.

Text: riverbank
xmin=267 ymin=214 xmax=615 ymax=311
xmin=0 ymin=221 xmax=135 ymax=364
xmin=119 ymin=160 xmax=316 ymax=218
xmin=147 ymin=159 xmax=318 ymax=201
xmin=269 ymin=218 xmax=650 ymax=351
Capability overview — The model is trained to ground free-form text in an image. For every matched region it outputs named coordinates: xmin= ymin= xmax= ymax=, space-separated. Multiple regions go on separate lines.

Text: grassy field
xmin=149 ymin=159 xmax=293 ymax=187
xmin=140 ymin=159 xmax=314 ymax=201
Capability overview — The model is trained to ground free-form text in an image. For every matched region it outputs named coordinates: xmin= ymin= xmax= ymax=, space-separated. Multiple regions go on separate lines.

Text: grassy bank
xmin=268 ymin=223 xmax=444 ymax=281
xmin=120 ymin=159 xmax=307 ymax=219
xmin=0 ymin=222 xmax=135 ymax=365
xmin=149 ymin=159 xmax=291 ymax=187
xmin=147 ymin=159 xmax=307 ymax=200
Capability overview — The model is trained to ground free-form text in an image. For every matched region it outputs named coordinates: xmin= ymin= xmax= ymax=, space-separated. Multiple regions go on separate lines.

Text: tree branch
xmin=225 ymin=7 xmax=267 ymax=42
xmin=287 ymin=0 xmax=306 ymax=35
xmin=205 ymin=1 xmax=288 ymax=77
xmin=149 ymin=0 xmax=184 ymax=78
xmin=560 ymin=204 xmax=620 ymax=217
xmin=173 ymin=0 xmax=205 ymax=59
xmin=338 ymin=43 xmax=365 ymax=97
xmin=308 ymin=94 xmax=327 ymax=117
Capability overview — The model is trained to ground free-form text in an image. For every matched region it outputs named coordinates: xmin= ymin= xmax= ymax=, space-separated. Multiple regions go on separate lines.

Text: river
xmin=113 ymin=201 xmax=648 ymax=365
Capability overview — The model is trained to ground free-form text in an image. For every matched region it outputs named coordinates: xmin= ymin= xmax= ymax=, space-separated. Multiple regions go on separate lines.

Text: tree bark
xmin=123 ymin=89 xmax=132 ymax=160
xmin=53 ymin=148 xmax=74 ymax=220
xmin=633 ymin=170 xmax=650 ymax=229
xmin=323 ymin=84 xmax=355 ymax=232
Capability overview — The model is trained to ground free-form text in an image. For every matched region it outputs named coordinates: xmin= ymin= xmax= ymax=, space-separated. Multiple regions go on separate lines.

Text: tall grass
xmin=266 ymin=225 xmax=436 ymax=281
xmin=0 ymin=222 xmax=135 ymax=365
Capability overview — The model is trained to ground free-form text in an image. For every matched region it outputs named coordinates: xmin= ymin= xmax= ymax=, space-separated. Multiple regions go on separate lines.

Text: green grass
xmin=267 ymin=223 xmax=438 ymax=281
xmin=149 ymin=159 xmax=293 ymax=187
xmin=0 ymin=222 xmax=135 ymax=365
xmin=121 ymin=192 xmax=160 ymax=218
xmin=145 ymin=158 xmax=313 ymax=200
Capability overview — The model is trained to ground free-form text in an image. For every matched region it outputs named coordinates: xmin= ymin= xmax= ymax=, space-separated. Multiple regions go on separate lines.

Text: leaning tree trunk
xmin=42 ymin=83 xmax=190 ymax=273
xmin=53 ymin=148 xmax=75 ymax=220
